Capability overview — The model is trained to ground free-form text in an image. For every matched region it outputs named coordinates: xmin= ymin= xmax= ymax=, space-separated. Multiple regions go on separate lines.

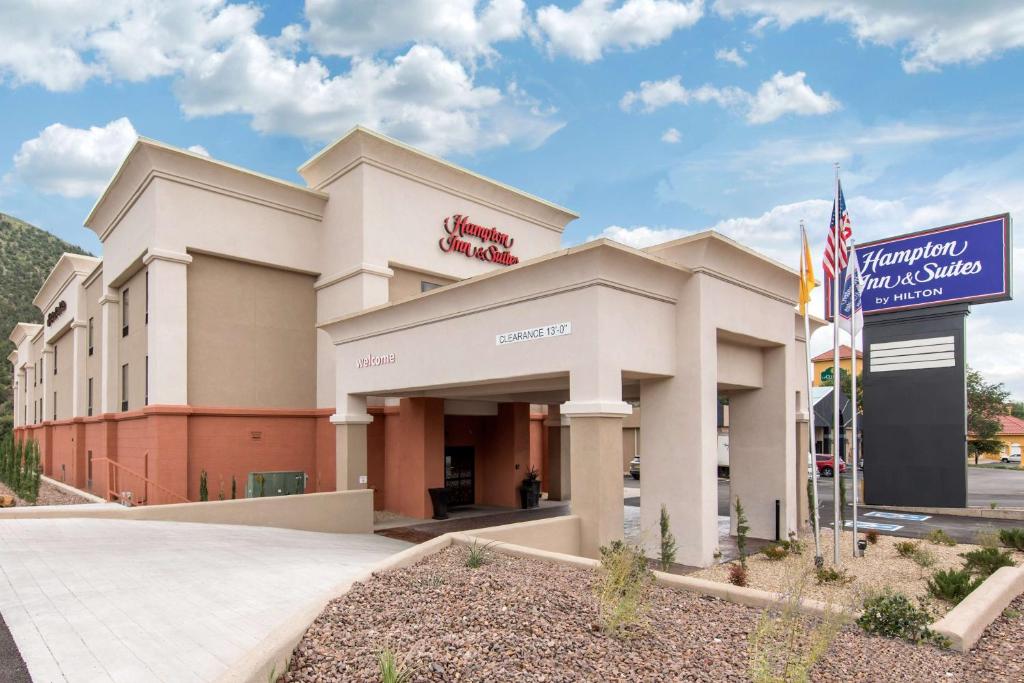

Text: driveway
xmin=0 ymin=518 xmax=410 ymax=682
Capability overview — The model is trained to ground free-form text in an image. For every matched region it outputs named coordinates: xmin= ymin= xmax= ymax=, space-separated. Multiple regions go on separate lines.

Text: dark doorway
xmin=445 ymin=446 xmax=475 ymax=507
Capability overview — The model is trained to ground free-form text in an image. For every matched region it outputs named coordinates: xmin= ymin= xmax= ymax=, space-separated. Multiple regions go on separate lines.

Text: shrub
xmin=815 ymin=567 xmax=852 ymax=586
xmin=199 ymin=469 xmax=209 ymax=502
xmin=231 ymin=475 xmax=237 ymax=500
xmin=748 ymin=567 xmax=849 ymax=683
xmin=781 ymin=531 xmax=804 ymax=555
xmin=975 ymin=528 xmax=1002 ymax=549
xmin=762 ymin=545 xmax=789 ymax=561
xmin=998 ymin=528 xmax=1024 ymax=552
xmin=735 ymin=497 xmax=750 ymax=568
xmin=596 ymin=540 xmax=653 ymax=637
xmin=960 ymin=547 xmax=1016 ymax=578
xmin=911 ymin=547 xmax=937 ymax=570
xmin=857 ymin=592 xmax=944 ymax=645
xmin=895 ymin=540 xmax=920 ymax=558
xmin=927 ymin=529 xmax=957 ymax=547
xmin=865 ymin=530 xmax=879 ymax=545
xmin=659 ymin=503 xmax=677 ymax=571
xmin=927 ymin=569 xmax=983 ymax=605
xmin=465 ymin=540 xmax=493 ymax=569
xmin=727 ymin=562 xmax=748 ymax=587
xmin=377 ymin=647 xmax=413 ymax=683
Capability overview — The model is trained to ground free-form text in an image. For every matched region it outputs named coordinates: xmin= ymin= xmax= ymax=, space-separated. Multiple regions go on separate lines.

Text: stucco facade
xmin=9 ymin=126 xmax=815 ymax=566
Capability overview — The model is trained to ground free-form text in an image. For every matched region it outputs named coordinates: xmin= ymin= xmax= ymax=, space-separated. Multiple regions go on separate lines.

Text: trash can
xmin=428 ymin=487 xmax=449 ymax=520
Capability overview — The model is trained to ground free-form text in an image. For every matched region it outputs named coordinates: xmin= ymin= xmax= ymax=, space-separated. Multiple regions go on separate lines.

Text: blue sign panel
xmin=853 ymin=214 xmax=1012 ymax=315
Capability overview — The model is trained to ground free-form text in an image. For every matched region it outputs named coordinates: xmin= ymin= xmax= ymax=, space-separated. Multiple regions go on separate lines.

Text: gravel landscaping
xmin=692 ymin=528 xmax=1024 ymax=616
xmin=0 ymin=479 xmax=90 ymax=506
xmin=285 ymin=544 xmax=1024 ymax=682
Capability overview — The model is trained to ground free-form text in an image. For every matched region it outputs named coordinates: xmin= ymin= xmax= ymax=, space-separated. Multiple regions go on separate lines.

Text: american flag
xmin=822 ymin=179 xmax=852 ymax=279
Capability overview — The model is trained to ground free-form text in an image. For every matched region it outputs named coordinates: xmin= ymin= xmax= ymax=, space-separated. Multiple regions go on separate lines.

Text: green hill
xmin=0 ymin=213 xmax=92 ymax=434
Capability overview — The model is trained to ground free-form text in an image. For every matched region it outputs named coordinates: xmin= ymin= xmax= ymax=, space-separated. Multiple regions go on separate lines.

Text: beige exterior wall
xmin=388 ymin=265 xmax=456 ymax=303
xmin=51 ymin=329 xmax=73 ymax=420
xmin=116 ymin=267 xmax=149 ymax=410
xmin=187 ymin=253 xmax=316 ymax=408
xmin=28 ymin=334 xmax=43 ymax=423
xmin=84 ymin=273 xmax=103 ymax=415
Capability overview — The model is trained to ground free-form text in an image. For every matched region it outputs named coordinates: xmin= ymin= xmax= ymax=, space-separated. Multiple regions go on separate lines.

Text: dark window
xmin=144 ymin=356 xmax=149 ymax=406
xmin=52 ymin=392 xmax=56 ymax=420
xmin=145 ymin=270 xmax=149 ymax=324
xmin=87 ymin=378 xmax=93 ymax=417
xmin=53 ymin=345 xmax=57 ymax=375
xmin=122 ymin=288 xmax=129 ymax=337
xmin=88 ymin=317 xmax=94 ymax=355
xmin=87 ymin=451 xmax=93 ymax=492
xmin=420 ymin=281 xmax=442 ymax=293
xmin=121 ymin=363 xmax=129 ymax=412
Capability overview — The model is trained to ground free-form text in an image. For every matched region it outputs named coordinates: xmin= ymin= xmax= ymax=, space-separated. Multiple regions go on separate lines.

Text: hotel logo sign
xmin=496 ymin=322 xmax=572 ymax=346
xmin=46 ymin=300 xmax=67 ymax=327
xmin=439 ymin=214 xmax=520 ymax=266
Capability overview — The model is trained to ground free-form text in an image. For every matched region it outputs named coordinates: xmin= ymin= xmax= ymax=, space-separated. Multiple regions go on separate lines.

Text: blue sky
xmin=1 ymin=1 xmax=1023 ymax=395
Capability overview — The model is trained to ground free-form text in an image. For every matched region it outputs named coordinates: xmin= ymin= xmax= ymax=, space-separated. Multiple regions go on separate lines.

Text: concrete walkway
xmin=0 ymin=518 xmax=410 ymax=682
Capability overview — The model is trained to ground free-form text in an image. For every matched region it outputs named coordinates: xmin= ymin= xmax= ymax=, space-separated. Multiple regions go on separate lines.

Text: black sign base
xmin=862 ymin=304 xmax=969 ymax=507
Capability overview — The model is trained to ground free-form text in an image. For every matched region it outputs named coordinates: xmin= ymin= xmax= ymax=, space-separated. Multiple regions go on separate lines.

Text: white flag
xmin=837 ymin=244 xmax=863 ymax=335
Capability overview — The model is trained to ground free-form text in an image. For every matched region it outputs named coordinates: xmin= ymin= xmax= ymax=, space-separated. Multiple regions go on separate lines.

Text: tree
xmin=821 ymin=368 xmax=863 ymax=412
xmin=1008 ymin=401 xmax=1024 ymax=420
xmin=967 ymin=367 xmax=1009 ymax=465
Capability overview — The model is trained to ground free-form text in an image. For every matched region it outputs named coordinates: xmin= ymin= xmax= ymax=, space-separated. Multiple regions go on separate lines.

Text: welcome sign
xmin=828 ymin=214 xmax=1012 ymax=317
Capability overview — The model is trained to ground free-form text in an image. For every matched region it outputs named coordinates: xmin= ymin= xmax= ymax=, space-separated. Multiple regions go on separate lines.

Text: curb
xmin=931 ymin=565 xmax=1024 ymax=652
xmin=864 ymin=504 xmax=1024 ymax=521
xmin=40 ymin=475 xmax=107 ymax=504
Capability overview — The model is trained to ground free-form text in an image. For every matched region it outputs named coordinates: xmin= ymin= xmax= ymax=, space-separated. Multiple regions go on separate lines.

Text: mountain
xmin=0 ymin=213 xmax=92 ymax=434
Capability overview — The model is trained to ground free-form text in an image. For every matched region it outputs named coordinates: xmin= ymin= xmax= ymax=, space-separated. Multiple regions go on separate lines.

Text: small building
xmin=811 ymin=345 xmax=862 ymax=387
xmin=995 ymin=415 xmax=1024 ymax=464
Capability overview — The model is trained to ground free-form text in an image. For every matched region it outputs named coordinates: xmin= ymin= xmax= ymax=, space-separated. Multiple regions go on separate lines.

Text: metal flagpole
xmin=832 ymin=163 xmax=842 ymax=567
xmin=850 ymin=239 xmax=861 ymax=557
xmin=802 ymin=222 xmax=822 ymax=562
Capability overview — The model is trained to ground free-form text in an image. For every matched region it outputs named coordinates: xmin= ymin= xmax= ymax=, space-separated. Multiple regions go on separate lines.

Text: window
xmin=32 ymin=402 xmax=35 ymax=424
xmin=88 ymin=317 xmax=94 ymax=356
xmin=144 ymin=356 xmax=149 ymax=406
xmin=121 ymin=363 xmax=129 ymax=411
xmin=122 ymin=288 xmax=129 ymax=337
xmin=33 ymin=361 xmax=36 ymax=386
xmin=52 ymin=392 xmax=56 ymax=420
xmin=420 ymin=281 xmax=442 ymax=293
xmin=87 ymin=378 xmax=93 ymax=417
xmin=87 ymin=451 xmax=93 ymax=492
xmin=53 ymin=345 xmax=57 ymax=375
xmin=145 ymin=270 xmax=149 ymax=324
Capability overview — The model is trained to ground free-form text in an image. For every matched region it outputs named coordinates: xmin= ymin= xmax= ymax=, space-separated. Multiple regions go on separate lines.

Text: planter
xmin=428 ymin=487 xmax=449 ymax=520
xmin=520 ymin=480 xmax=541 ymax=509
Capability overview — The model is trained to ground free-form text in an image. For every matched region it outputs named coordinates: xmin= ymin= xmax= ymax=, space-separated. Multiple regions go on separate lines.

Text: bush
xmin=728 ymin=562 xmax=749 ymax=587
xmin=960 ymin=547 xmax=1016 ymax=578
xmin=865 ymin=530 xmax=879 ymax=545
xmin=911 ymin=547 xmax=937 ymax=570
xmin=377 ymin=647 xmax=412 ymax=683
xmin=762 ymin=545 xmax=789 ymax=561
xmin=465 ymin=540 xmax=493 ymax=569
xmin=781 ymin=531 xmax=803 ymax=555
xmin=659 ymin=503 xmax=677 ymax=571
xmin=815 ymin=567 xmax=852 ymax=586
xmin=857 ymin=592 xmax=945 ymax=645
xmin=975 ymin=528 xmax=1002 ymax=549
xmin=927 ymin=529 xmax=957 ymax=547
xmin=895 ymin=540 xmax=920 ymax=558
xmin=596 ymin=540 xmax=653 ymax=637
xmin=0 ymin=436 xmax=41 ymax=503
xmin=998 ymin=528 xmax=1024 ymax=552
xmin=927 ymin=569 xmax=983 ymax=605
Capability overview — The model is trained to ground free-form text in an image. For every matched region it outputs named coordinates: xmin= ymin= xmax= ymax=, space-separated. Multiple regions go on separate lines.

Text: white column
xmin=71 ymin=322 xmax=87 ymax=417
xmin=99 ymin=292 xmax=120 ymax=413
xmin=332 ymin=393 xmax=372 ymax=490
xmin=143 ymin=249 xmax=192 ymax=405
xmin=13 ymin=370 xmax=23 ymax=427
xmin=41 ymin=346 xmax=53 ymax=421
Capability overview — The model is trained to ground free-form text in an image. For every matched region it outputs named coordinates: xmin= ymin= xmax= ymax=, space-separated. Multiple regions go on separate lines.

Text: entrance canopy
xmin=321 ymin=233 xmax=811 ymax=566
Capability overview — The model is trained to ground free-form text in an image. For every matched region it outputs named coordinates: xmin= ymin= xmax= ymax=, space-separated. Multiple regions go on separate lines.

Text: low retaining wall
xmin=864 ymin=504 xmax=1024 ymax=521
xmin=932 ymin=565 xmax=1024 ymax=651
xmin=40 ymin=475 xmax=107 ymax=503
xmin=467 ymin=513 xmax=582 ymax=555
xmin=0 ymin=489 xmax=374 ymax=534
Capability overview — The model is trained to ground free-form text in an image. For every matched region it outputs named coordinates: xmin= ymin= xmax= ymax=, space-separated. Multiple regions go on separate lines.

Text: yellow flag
xmin=798 ymin=226 xmax=816 ymax=315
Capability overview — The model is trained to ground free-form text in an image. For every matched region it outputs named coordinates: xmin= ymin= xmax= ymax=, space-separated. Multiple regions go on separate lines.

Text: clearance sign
xmin=439 ymin=214 xmax=520 ymax=266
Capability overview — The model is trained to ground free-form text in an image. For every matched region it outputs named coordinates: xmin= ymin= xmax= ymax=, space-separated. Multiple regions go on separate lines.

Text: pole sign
xmin=820 ymin=367 xmax=834 ymax=383
xmin=826 ymin=214 xmax=1012 ymax=318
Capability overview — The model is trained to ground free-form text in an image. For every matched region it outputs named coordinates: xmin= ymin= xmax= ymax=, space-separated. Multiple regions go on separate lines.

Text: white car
xmin=1001 ymin=452 xmax=1022 ymax=464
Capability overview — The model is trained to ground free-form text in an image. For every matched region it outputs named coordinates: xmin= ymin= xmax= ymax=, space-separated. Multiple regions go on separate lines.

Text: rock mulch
xmin=692 ymin=528 xmax=1024 ymax=617
xmin=285 ymin=545 xmax=1022 ymax=682
xmin=0 ymin=480 xmax=90 ymax=507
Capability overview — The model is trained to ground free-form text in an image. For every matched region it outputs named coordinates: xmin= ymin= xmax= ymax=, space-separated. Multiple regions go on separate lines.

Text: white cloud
xmin=535 ymin=0 xmax=703 ymax=62
xmin=715 ymin=47 xmax=747 ymax=66
xmin=746 ymin=71 xmax=839 ymax=124
xmin=0 ymin=0 xmax=259 ymax=91
xmin=661 ymin=127 xmax=682 ymax=143
xmin=174 ymin=40 xmax=562 ymax=155
xmin=305 ymin=0 xmax=527 ymax=60
xmin=620 ymin=71 xmax=837 ymax=124
xmin=713 ymin=1 xmax=1024 ymax=73
xmin=187 ymin=145 xmax=211 ymax=157
xmin=12 ymin=118 xmax=138 ymax=198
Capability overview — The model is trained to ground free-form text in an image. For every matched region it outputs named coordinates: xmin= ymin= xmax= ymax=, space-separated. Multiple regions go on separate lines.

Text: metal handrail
xmin=92 ymin=454 xmax=190 ymax=505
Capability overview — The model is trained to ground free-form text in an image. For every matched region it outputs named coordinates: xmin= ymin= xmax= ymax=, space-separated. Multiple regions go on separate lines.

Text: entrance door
xmin=445 ymin=446 xmax=475 ymax=507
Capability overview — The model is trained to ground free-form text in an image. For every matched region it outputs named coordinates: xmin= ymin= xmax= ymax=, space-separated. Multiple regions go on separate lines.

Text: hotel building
xmin=9 ymin=128 xmax=816 ymax=565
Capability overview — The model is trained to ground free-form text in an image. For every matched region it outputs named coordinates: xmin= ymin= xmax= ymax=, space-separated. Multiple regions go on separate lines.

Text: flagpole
xmin=801 ymin=221 xmax=822 ymax=563
xmin=832 ymin=163 xmax=842 ymax=567
xmin=850 ymin=239 xmax=861 ymax=557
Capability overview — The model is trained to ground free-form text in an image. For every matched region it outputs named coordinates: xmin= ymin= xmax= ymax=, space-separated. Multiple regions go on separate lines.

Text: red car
xmin=813 ymin=454 xmax=847 ymax=478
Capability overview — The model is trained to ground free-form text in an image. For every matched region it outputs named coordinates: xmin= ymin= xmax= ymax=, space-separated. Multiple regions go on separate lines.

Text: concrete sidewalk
xmin=0 ymin=518 xmax=410 ymax=682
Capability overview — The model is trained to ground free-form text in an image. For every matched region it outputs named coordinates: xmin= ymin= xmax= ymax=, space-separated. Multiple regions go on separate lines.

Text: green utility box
xmin=246 ymin=471 xmax=307 ymax=498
